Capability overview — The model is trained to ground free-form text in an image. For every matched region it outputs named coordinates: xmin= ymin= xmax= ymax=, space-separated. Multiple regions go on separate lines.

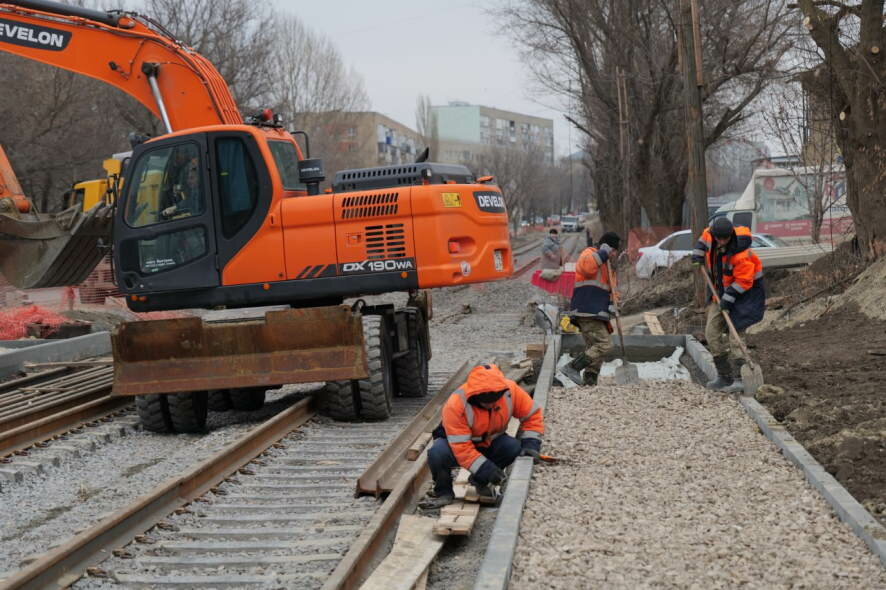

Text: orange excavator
xmin=0 ymin=0 xmax=513 ymax=431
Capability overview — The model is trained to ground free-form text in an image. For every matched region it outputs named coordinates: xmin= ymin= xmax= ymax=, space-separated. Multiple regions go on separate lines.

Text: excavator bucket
xmin=0 ymin=203 xmax=114 ymax=289
xmin=111 ymin=306 xmax=369 ymax=396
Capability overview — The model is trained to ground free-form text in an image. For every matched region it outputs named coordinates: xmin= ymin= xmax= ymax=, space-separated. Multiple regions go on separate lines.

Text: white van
xmin=710 ymin=166 xmax=852 ymax=243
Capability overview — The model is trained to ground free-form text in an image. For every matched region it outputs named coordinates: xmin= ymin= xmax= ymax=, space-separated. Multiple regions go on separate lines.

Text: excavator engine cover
xmin=111 ymin=306 xmax=368 ymax=396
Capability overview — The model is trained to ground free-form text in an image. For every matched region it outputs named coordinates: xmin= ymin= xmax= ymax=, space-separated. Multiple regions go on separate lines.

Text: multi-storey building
xmin=431 ymin=102 xmax=554 ymax=165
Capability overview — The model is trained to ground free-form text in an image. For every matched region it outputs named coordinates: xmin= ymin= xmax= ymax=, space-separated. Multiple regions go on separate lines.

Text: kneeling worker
xmin=424 ymin=363 xmax=544 ymax=508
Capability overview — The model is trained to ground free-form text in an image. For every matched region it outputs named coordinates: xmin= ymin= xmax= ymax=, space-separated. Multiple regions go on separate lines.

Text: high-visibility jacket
xmin=692 ymin=226 xmax=765 ymax=330
xmin=441 ymin=364 xmax=544 ymax=475
xmin=569 ymin=246 xmax=613 ymax=321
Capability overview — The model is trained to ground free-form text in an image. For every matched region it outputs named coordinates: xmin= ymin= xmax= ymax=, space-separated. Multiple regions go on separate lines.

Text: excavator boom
xmin=0 ymin=0 xmax=241 ymax=130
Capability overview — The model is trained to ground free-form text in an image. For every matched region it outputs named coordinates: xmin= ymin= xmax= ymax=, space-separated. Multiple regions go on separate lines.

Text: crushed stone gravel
xmin=511 ymin=381 xmax=886 ymax=588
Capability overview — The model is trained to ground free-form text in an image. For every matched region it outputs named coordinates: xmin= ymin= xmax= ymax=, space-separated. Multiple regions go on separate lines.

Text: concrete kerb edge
xmin=473 ymin=334 xmax=561 ymax=590
xmin=0 ymin=332 xmax=111 ymax=378
xmin=685 ymin=333 xmax=886 ymax=568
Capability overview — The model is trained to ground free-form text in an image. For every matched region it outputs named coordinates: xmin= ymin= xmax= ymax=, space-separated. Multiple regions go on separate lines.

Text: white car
xmin=635 ymin=229 xmax=787 ymax=278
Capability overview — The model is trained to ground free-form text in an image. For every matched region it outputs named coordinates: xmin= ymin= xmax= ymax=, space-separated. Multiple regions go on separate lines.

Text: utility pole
xmin=679 ymin=0 xmax=708 ymax=307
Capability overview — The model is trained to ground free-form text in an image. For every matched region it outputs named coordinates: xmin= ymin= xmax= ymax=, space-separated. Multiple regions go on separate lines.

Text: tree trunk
xmin=844 ymin=144 xmax=886 ymax=258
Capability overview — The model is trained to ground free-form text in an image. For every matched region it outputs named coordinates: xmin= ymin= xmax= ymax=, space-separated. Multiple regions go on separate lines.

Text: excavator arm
xmin=0 ymin=0 xmax=241 ymax=131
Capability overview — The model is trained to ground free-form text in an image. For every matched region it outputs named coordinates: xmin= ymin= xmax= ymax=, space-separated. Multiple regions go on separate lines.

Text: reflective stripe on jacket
xmin=569 ymin=246 xmax=612 ymax=320
xmin=442 ymin=364 xmax=544 ymax=474
xmin=692 ymin=226 xmax=766 ymax=330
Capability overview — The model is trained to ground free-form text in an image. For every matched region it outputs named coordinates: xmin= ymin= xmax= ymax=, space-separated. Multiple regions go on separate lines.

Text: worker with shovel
xmin=422 ymin=363 xmax=544 ymax=509
xmin=561 ymin=232 xmax=621 ymax=386
xmin=692 ymin=218 xmax=766 ymax=392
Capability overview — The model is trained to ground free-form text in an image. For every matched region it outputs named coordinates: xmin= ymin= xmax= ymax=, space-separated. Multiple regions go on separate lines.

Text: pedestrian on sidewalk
xmin=422 ymin=363 xmax=544 ymax=509
xmin=561 ymin=231 xmax=621 ymax=386
xmin=691 ymin=217 xmax=765 ymax=392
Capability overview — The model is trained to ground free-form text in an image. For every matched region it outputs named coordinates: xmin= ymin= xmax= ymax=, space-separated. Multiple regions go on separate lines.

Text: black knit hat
xmin=710 ymin=217 xmax=734 ymax=239
xmin=598 ymin=231 xmax=621 ymax=250
xmin=468 ymin=389 xmax=507 ymax=405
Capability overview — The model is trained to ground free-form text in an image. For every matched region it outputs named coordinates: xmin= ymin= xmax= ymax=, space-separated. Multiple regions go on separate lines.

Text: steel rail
xmin=0 ymin=397 xmax=317 ymax=590
xmin=356 ymin=358 xmax=476 ymax=496
xmin=0 ymin=395 xmax=131 ymax=457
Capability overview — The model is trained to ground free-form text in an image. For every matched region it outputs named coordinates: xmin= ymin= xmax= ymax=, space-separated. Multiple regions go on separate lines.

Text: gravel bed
xmin=511 ymin=381 xmax=886 ymax=588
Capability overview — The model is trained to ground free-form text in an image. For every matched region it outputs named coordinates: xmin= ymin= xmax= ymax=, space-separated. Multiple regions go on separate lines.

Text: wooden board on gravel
xmin=644 ymin=312 xmax=665 ymax=335
xmin=360 ymin=515 xmax=444 ymax=590
xmin=434 ymin=501 xmax=480 ymax=536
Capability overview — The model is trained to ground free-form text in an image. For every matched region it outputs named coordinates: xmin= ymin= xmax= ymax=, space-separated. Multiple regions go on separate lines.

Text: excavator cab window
xmin=216 ymin=137 xmax=259 ymax=238
xmin=267 ymin=140 xmax=306 ymax=192
xmin=125 ymin=143 xmax=205 ymax=227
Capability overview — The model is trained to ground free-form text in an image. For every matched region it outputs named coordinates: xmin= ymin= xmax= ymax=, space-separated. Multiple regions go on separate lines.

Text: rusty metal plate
xmin=111 ymin=306 xmax=368 ymax=396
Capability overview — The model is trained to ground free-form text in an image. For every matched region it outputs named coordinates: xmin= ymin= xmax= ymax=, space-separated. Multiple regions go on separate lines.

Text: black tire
xmin=393 ymin=308 xmax=429 ymax=397
xmin=356 ymin=315 xmax=394 ymax=420
xmin=229 ymin=387 xmax=266 ymax=411
xmin=207 ymin=390 xmax=232 ymax=412
xmin=318 ymin=378 xmax=360 ymax=421
xmin=136 ymin=394 xmax=173 ymax=433
xmin=167 ymin=391 xmax=208 ymax=433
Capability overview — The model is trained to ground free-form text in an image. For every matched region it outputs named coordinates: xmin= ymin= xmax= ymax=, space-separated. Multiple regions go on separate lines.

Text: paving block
xmin=0 ymin=468 xmax=23 ymax=482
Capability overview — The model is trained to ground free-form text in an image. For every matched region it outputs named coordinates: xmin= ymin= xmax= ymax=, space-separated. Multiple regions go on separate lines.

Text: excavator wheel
xmin=207 ymin=390 xmax=232 ymax=412
xmin=229 ymin=387 xmax=266 ymax=411
xmin=355 ymin=314 xmax=394 ymax=420
xmin=136 ymin=394 xmax=173 ymax=433
xmin=319 ymin=314 xmax=393 ymax=421
xmin=393 ymin=308 xmax=430 ymax=397
xmin=166 ymin=391 xmax=209 ymax=433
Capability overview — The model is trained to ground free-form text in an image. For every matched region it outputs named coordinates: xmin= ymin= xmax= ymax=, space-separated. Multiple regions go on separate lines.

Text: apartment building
xmin=431 ymin=102 xmax=554 ymax=165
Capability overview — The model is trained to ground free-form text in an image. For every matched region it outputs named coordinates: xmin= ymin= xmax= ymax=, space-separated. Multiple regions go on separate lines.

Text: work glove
xmin=520 ymin=438 xmax=542 ymax=462
xmin=598 ymin=243 xmax=614 ymax=256
xmin=161 ymin=205 xmax=177 ymax=218
xmin=474 ymin=460 xmax=506 ymax=486
xmin=608 ymin=304 xmax=619 ymax=318
xmin=718 ymin=298 xmax=733 ymax=312
xmin=691 ymin=257 xmax=703 ymax=267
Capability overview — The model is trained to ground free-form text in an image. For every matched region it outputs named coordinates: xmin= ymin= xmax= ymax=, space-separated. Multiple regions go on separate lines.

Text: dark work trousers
xmin=427 ymin=434 xmax=521 ymax=495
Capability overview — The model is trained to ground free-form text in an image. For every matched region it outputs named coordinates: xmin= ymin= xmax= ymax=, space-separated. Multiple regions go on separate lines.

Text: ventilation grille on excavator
xmin=366 ymin=223 xmax=406 ymax=260
xmin=340 ymin=193 xmax=399 ymax=219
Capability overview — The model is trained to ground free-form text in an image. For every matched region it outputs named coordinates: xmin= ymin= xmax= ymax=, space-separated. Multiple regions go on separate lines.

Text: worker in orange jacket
xmin=423 ymin=363 xmax=544 ymax=508
xmin=692 ymin=217 xmax=765 ymax=391
xmin=561 ymin=231 xmax=621 ymax=386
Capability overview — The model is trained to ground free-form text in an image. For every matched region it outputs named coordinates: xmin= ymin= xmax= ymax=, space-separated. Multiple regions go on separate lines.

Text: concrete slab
xmin=0 ymin=332 xmax=111 ymax=378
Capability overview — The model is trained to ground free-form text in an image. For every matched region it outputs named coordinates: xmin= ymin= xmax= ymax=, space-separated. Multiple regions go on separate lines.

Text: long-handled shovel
xmin=698 ymin=267 xmax=764 ymax=394
xmin=608 ymin=264 xmax=640 ymax=385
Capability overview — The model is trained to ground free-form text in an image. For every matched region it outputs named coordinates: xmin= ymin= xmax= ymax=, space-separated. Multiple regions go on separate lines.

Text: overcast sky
xmin=273 ymin=0 xmax=576 ymax=157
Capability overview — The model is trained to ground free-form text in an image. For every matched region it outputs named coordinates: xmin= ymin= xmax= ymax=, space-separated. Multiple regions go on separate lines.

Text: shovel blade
xmin=614 ymin=361 xmax=640 ymax=385
xmin=741 ymin=362 xmax=764 ymax=395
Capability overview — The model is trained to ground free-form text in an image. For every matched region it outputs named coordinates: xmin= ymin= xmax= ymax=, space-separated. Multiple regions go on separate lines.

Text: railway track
xmin=0 ymin=370 xmax=462 ymax=589
xmin=0 ymin=362 xmax=129 ymax=458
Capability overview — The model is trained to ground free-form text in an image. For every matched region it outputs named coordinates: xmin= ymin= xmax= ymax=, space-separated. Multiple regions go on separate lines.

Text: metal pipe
xmin=142 ymin=63 xmax=173 ymax=133
xmin=7 ymin=0 xmax=122 ymax=27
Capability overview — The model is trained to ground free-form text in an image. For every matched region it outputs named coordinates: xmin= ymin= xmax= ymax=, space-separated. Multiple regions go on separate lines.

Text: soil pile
xmin=620 ymin=257 xmax=695 ymax=314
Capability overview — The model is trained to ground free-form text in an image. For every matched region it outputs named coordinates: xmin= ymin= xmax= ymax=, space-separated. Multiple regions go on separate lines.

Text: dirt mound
xmin=620 ymin=258 xmax=695 ymax=314
xmin=748 ymin=304 xmax=886 ymax=520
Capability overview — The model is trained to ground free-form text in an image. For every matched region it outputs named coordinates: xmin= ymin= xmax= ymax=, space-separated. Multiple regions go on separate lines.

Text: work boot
xmin=725 ymin=358 xmax=746 ymax=393
xmin=706 ymin=355 xmax=734 ymax=391
xmin=561 ymin=353 xmax=592 ymax=386
xmin=419 ymin=488 xmax=455 ymax=509
xmin=583 ymin=370 xmax=599 ymax=386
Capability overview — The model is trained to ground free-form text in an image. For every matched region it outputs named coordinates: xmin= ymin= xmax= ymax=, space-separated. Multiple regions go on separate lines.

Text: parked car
xmin=635 ymin=229 xmax=787 ymax=279
xmin=560 ymin=215 xmax=583 ymax=232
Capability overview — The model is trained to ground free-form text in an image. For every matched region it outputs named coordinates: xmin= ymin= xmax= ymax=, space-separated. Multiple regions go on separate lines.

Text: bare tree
xmin=794 ymin=0 xmax=886 ymax=260
xmin=762 ymin=80 xmax=843 ymax=244
xmin=471 ymin=143 xmax=557 ymax=233
xmin=415 ymin=94 xmax=439 ymax=159
xmin=497 ymin=0 xmax=794 ymax=236
xmin=143 ymin=0 xmax=279 ymax=111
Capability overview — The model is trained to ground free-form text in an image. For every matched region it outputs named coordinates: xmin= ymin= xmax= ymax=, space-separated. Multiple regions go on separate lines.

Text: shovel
xmin=698 ymin=267 xmax=765 ymax=394
xmin=608 ymin=264 xmax=640 ymax=385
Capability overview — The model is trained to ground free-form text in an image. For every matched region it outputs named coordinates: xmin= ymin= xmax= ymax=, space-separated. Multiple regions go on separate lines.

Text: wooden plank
xmin=434 ymin=501 xmax=480 ymax=536
xmin=406 ymin=432 xmax=432 ymax=461
xmin=644 ymin=312 xmax=665 ymax=335
xmin=413 ymin=569 xmax=429 ymax=590
xmin=524 ymin=343 xmax=545 ymax=360
xmin=359 ymin=515 xmax=444 ymax=590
